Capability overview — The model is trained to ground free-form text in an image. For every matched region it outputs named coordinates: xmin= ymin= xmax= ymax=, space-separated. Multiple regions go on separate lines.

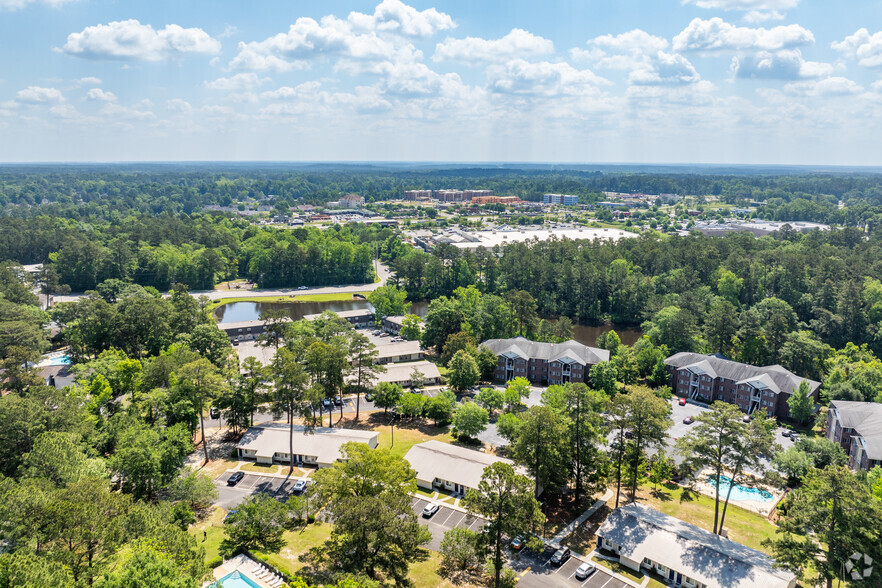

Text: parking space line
xmin=519 ymin=567 xmax=531 ymax=577
xmin=448 ymin=512 xmax=466 ymax=528
xmin=438 ymin=509 xmax=455 ymax=526
xmin=599 ymin=577 xmax=614 ymax=588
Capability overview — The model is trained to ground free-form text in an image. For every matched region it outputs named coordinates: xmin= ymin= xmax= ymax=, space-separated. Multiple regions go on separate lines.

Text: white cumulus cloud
xmin=204 ymin=73 xmax=270 ymax=91
xmin=731 ymin=49 xmax=833 ymax=79
xmin=16 ymin=86 xmax=65 ymax=104
xmin=487 ymin=59 xmax=609 ymax=96
xmin=63 ymin=19 xmax=221 ymax=61
xmin=576 ymin=30 xmax=700 ymax=86
xmin=348 ymin=0 xmax=454 ymax=37
xmin=783 ymin=76 xmax=863 ymax=96
xmin=832 ymin=29 xmax=882 ymax=68
xmin=85 ymin=88 xmax=117 ymax=101
xmin=673 ymin=18 xmax=814 ymax=53
xmin=75 ymin=76 xmax=102 ymax=86
xmin=433 ymin=29 xmax=553 ymax=64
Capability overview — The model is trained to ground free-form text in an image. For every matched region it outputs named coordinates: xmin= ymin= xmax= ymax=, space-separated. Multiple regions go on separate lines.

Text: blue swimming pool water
xmin=210 ymin=570 xmax=263 ymax=588
xmin=47 ymin=355 xmax=71 ymax=366
xmin=706 ymin=475 xmax=774 ymax=503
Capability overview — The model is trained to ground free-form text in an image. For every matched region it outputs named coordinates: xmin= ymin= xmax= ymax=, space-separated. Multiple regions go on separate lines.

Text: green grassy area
xmin=206 ymin=292 xmax=368 ymax=312
xmin=376 ymin=423 xmax=454 ymax=460
xmin=635 ymin=483 xmax=777 ymax=553
xmin=409 ymin=551 xmax=457 ymax=588
xmin=253 ymin=522 xmax=333 ymax=575
xmin=593 ymin=558 xmax=647 ymax=584
xmin=189 ymin=507 xmax=227 ymax=563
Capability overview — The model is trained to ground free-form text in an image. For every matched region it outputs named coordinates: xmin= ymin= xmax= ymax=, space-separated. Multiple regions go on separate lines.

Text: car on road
xmin=210 ymin=406 xmax=220 ymax=419
xmin=789 ymin=434 xmax=799 ymax=442
xmin=782 ymin=430 xmax=792 ymax=438
xmin=227 ymin=471 xmax=245 ymax=486
xmin=292 ymin=480 xmax=308 ymax=493
xmin=683 ymin=416 xmax=695 ymax=425
xmin=298 ymin=286 xmax=307 ymax=290
xmin=334 ymin=396 xmax=343 ymax=406
xmin=624 ymin=430 xmax=634 ymax=439
xmin=550 ymin=546 xmax=571 ymax=566
xmin=510 ymin=536 xmax=525 ymax=551
xmin=575 ymin=562 xmax=596 ymax=580
xmin=321 ymin=398 xmax=332 ymax=410
xmin=365 ymin=392 xmax=373 ymax=402
xmin=678 ymin=397 xmax=687 ymax=406
xmin=422 ymin=503 xmax=440 ymax=518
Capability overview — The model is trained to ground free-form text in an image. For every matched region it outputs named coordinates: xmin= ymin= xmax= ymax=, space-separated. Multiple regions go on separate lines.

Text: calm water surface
xmin=215 ymin=300 xmax=641 ymax=346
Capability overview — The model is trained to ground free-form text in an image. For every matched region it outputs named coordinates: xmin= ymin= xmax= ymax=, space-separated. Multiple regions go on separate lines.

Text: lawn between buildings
xmin=205 ymin=292 xmax=369 ymax=312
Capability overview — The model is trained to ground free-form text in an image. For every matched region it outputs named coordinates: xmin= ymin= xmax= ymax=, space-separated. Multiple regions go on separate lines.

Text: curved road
xmin=49 ymin=262 xmax=392 ymax=307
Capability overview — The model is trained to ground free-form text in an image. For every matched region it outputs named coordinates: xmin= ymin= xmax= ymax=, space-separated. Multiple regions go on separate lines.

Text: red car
xmin=678 ymin=397 xmax=687 ymax=406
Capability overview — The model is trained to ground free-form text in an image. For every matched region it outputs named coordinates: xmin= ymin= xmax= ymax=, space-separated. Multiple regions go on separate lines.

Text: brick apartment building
xmin=481 ymin=336 xmax=609 ymax=385
xmin=826 ymin=400 xmax=882 ymax=471
xmin=665 ymin=352 xmax=820 ymax=419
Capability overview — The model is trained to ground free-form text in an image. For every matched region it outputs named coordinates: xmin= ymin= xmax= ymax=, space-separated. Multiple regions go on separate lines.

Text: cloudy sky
xmin=1 ymin=0 xmax=882 ymax=164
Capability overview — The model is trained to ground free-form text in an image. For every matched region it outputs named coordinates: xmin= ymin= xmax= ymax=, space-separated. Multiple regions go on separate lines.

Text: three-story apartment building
xmin=481 ymin=336 xmax=609 ymax=385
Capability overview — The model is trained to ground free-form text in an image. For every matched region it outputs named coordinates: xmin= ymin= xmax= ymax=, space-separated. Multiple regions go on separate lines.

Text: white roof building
xmin=236 ymin=423 xmax=378 ymax=467
xmin=404 ymin=440 xmax=528 ymax=495
xmin=597 ymin=504 xmax=796 ymax=588
xmin=365 ymin=360 xmax=441 ymax=387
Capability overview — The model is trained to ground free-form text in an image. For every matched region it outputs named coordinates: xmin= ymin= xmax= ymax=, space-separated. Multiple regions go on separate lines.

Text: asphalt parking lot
xmin=214 ymin=471 xmax=307 ymax=510
xmin=411 ymin=497 xmax=624 ymax=588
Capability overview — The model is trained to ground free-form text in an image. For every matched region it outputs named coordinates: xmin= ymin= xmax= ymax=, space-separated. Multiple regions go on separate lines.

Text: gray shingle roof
xmin=831 ymin=400 xmax=882 ymax=460
xmin=481 ymin=336 xmax=609 ymax=366
xmin=404 ymin=440 xmax=516 ymax=490
xmin=598 ymin=504 xmax=795 ymax=588
xmin=236 ymin=424 xmax=378 ymax=465
xmin=665 ymin=352 xmax=819 ymax=395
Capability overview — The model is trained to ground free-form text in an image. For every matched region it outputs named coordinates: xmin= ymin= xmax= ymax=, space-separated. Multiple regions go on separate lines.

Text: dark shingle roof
xmin=831 ymin=400 xmax=882 ymax=460
xmin=665 ymin=352 xmax=819 ymax=395
xmin=480 ymin=336 xmax=609 ymax=366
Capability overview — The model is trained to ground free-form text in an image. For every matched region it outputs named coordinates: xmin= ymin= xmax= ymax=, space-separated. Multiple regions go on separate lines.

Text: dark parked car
xmin=227 ymin=471 xmax=245 ymax=486
xmin=365 ymin=392 xmax=373 ymax=402
xmin=422 ymin=503 xmax=440 ymax=518
xmin=683 ymin=416 xmax=695 ymax=425
xmin=624 ymin=430 xmax=634 ymax=439
xmin=209 ymin=406 xmax=220 ymax=419
xmin=782 ymin=430 xmax=792 ymax=438
xmin=334 ymin=396 xmax=343 ymax=406
xmin=550 ymin=546 xmax=571 ymax=566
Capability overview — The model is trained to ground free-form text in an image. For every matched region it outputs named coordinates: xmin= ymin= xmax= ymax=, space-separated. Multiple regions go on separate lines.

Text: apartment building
xmin=543 ymin=193 xmax=578 ymax=205
xmin=826 ymin=400 xmax=882 ymax=471
xmin=665 ymin=352 xmax=819 ymax=419
xmin=481 ymin=336 xmax=609 ymax=385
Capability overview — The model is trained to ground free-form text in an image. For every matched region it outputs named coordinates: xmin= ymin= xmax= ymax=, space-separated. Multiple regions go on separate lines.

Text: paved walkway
xmin=549 ymin=489 xmax=613 ymax=544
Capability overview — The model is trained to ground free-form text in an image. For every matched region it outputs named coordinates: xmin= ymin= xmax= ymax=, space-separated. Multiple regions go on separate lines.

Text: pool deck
xmin=206 ymin=554 xmax=285 ymax=588
xmin=693 ymin=469 xmax=783 ymax=517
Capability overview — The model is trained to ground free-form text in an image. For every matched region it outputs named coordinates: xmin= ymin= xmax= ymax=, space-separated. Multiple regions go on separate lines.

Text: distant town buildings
xmin=417 ymin=226 xmax=636 ymax=250
xmin=481 ymin=336 xmax=609 ymax=385
xmin=826 ymin=400 xmax=882 ymax=471
xmin=597 ymin=504 xmax=797 ymax=588
xmin=543 ymin=193 xmax=578 ymax=205
xmin=403 ymin=190 xmax=433 ymax=201
xmin=688 ymin=220 xmax=829 ymax=237
xmin=665 ymin=352 xmax=820 ymax=419
xmin=339 ymin=193 xmax=365 ymax=207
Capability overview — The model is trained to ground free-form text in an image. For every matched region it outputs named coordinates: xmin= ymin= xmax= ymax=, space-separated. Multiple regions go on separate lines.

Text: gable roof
xmin=598 ymin=504 xmax=795 ymax=588
xmin=665 ymin=352 xmax=819 ymax=395
xmin=831 ymin=400 xmax=882 ymax=460
xmin=404 ymin=440 xmax=515 ymax=490
xmin=237 ymin=424 xmax=377 ymax=465
xmin=481 ymin=336 xmax=609 ymax=366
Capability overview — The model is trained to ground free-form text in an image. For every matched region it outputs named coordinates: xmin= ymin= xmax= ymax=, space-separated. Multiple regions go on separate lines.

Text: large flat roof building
xmin=826 ymin=400 xmax=882 ymax=471
xmin=665 ymin=352 xmax=819 ymax=419
xmin=363 ymin=360 xmax=441 ymax=388
xmin=481 ymin=336 xmax=609 ymax=385
xmin=236 ymin=423 xmax=378 ymax=467
xmin=597 ymin=504 xmax=796 ymax=588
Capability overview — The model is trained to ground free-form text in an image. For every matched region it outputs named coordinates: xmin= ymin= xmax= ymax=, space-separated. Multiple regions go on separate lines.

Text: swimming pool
xmin=47 ymin=355 xmax=71 ymax=366
xmin=706 ymin=475 xmax=774 ymax=503
xmin=210 ymin=570 xmax=263 ymax=588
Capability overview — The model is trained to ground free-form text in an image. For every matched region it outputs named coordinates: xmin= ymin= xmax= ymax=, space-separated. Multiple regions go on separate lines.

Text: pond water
xmin=215 ymin=300 xmax=641 ymax=347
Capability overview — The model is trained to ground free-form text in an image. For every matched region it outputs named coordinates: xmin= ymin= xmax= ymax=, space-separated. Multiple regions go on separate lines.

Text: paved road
xmin=50 ymin=262 xmax=392 ymax=305
xmin=214 ymin=471 xmax=309 ymax=510
xmin=410 ymin=497 xmax=625 ymax=588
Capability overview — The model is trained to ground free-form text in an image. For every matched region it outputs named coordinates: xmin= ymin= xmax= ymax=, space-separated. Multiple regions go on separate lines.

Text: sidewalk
xmin=549 ymin=489 xmax=613 ymax=544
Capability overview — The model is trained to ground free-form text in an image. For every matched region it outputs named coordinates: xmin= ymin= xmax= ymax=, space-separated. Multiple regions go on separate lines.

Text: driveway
xmin=214 ymin=472 xmax=307 ymax=510
xmin=411 ymin=497 xmax=625 ymax=588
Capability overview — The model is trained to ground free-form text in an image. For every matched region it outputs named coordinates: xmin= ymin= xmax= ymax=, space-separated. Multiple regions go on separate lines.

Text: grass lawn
xmin=191 ymin=457 xmax=238 ymax=479
xmin=634 ymin=483 xmax=777 ymax=553
xmin=238 ymin=462 xmax=283 ymax=475
xmin=189 ymin=507 xmax=227 ymax=563
xmin=409 ymin=552 xmax=457 ymax=588
xmin=206 ymin=292 xmax=368 ymax=312
xmin=336 ymin=413 xmax=455 ymax=460
xmin=253 ymin=522 xmax=334 ymax=576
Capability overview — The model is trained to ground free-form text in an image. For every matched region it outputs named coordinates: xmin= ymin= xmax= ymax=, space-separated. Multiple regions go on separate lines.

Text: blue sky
xmin=1 ymin=0 xmax=882 ymax=164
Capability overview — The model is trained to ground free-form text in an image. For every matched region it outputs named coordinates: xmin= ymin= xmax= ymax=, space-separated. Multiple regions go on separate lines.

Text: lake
xmin=215 ymin=301 xmax=641 ymax=346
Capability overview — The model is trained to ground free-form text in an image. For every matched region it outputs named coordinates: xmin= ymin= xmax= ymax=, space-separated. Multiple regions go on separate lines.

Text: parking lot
xmin=410 ymin=497 xmax=625 ymax=588
xmin=214 ymin=471 xmax=307 ymax=510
